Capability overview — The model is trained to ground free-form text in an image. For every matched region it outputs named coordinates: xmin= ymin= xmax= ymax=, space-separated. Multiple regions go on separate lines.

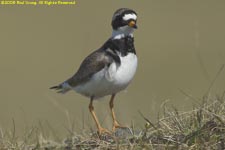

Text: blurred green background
xmin=0 ymin=0 xmax=225 ymax=136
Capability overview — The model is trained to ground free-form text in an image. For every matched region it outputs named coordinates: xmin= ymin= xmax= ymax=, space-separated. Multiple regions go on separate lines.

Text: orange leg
xmin=89 ymin=97 xmax=111 ymax=135
xmin=109 ymin=94 xmax=127 ymax=131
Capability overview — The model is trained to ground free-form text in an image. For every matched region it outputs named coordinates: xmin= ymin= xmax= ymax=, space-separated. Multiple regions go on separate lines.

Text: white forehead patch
xmin=122 ymin=13 xmax=137 ymax=21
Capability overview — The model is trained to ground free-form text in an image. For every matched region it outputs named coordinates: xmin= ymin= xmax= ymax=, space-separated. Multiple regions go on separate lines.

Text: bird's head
xmin=111 ymin=8 xmax=138 ymax=36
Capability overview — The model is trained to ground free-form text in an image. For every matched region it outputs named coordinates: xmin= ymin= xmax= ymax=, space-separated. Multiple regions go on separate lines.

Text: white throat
xmin=112 ymin=26 xmax=134 ymax=39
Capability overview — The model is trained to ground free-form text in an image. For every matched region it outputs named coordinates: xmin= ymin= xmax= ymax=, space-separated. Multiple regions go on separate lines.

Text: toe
xmin=98 ymin=127 xmax=111 ymax=135
xmin=112 ymin=122 xmax=128 ymax=132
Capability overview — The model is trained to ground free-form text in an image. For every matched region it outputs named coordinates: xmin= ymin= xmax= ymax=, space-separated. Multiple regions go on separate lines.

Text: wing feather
xmin=66 ymin=50 xmax=113 ymax=87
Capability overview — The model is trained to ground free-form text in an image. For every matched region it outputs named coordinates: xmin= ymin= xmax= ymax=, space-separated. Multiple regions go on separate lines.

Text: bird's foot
xmin=112 ymin=121 xmax=128 ymax=132
xmin=97 ymin=127 xmax=111 ymax=135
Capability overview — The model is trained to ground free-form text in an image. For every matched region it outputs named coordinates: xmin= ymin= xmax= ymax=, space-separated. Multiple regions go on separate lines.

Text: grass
xmin=0 ymin=94 xmax=224 ymax=150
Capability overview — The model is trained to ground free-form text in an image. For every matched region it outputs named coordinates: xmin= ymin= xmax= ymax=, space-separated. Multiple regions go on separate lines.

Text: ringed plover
xmin=50 ymin=8 xmax=138 ymax=135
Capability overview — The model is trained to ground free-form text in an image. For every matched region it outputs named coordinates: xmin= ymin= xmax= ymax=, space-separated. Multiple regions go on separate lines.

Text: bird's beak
xmin=128 ymin=20 xmax=138 ymax=29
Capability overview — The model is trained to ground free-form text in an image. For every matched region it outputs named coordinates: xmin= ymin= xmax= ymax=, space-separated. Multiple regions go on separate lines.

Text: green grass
xmin=0 ymin=94 xmax=224 ymax=150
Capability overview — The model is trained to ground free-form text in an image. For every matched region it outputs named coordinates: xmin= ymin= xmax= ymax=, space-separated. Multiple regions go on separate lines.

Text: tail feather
xmin=50 ymin=85 xmax=62 ymax=90
xmin=50 ymin=82 xmax=71 ymax=94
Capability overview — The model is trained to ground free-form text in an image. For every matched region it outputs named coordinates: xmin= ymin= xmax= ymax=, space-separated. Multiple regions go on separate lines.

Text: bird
xmin=50 ymin=8 xmax=138 ymax=135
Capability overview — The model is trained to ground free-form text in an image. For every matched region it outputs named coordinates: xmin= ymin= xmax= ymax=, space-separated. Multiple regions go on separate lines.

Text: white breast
xmin=109 ymin=53 xmax=138 ymax=86
xmin=73 ymin=53 xmax=138 ymax=99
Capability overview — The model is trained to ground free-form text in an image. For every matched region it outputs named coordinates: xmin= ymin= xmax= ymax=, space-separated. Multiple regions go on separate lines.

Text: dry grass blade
xmin=138 ymin=110 xmax=157 ymax=130
xmin=0 ymin=94 xmax=224 ymax=149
